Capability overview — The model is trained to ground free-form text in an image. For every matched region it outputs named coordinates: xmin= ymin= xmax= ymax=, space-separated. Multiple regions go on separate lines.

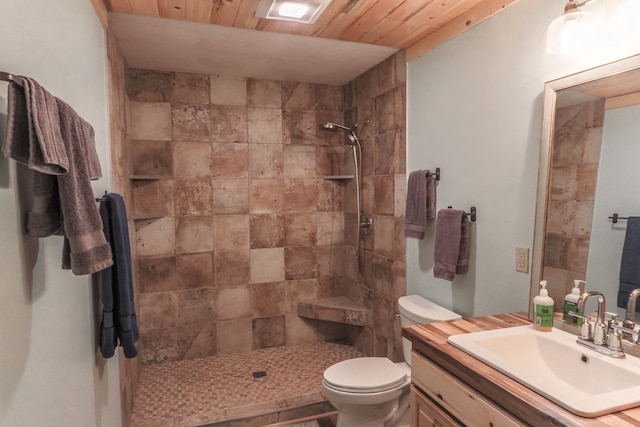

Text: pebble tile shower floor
xmin=130 ymin=342 xmax=362 ymax=427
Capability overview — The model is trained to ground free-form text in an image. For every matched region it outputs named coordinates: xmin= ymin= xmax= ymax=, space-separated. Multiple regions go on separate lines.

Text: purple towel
xmin=404 ymin=170 xmax=437 ymax=239
xmin=434 ymin=209 xmax=470 ymax=281
xmin=3 ymin=76 xmax=112 ymax=275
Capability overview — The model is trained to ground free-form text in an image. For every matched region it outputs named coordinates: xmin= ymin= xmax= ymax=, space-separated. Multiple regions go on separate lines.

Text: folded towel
xmin=617 ymin=217 xmax=640 ymax=312
xmin=3 ymin=76 xmax=112 ymax=275
xmin=100 ymin=193 xmax=139 ymax=359
xmin=404 ymin=170 xmax=437 ymax=239
xmin=434 ymin=209 xmax=470 ymax=281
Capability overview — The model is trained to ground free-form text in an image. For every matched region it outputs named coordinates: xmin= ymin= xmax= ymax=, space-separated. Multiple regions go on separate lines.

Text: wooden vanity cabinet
xmin=410 ymin=351 xmax=525 ymax=427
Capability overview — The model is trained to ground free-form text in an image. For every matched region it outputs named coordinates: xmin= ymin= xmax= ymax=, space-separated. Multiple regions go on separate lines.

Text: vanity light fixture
xmin=546 ymin=0 xmax=599 ymax=54
xmin=255 ymin=0 xmax=332 ymax=24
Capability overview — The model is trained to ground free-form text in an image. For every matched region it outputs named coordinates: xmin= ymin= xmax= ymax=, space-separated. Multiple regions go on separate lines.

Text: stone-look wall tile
xmin=210 ymin=106 xmax=248 ymax=143
xmin=248 ymin=107 xmax=283 ymax=144
xmin=214 ymin=215 xmax=250 ymax=250
xmin=131 ymin=102 xmax=172 ymax=141
xmin=177 ymin=253 xmax=214 ymax=289
xmin=135 ymin=217 xmax=175 ymax=257
xmin=372 ymin=216 xmax=401 ymax=262
xmin=284 ymin=279 xmax=317 ymax=314
xmin=212 ymin=143 xmax=249 ymax=178
xmin=284 ymin=145 xmax=316 ymax=178
xmin=249 ymin=144 xmax=283 ymax=178
xmin=128 ymin=69 xmax=173 ymax=102
xmin=172 ymin=104 xmax=211 ymax=142
xmin=284 ymin=179 xmax=317 ymax=213
xmin=138 ymin=256 xmax=177 ymax=293
xmin=251 ymin=282 xmax=285 ymax=317
xmin=212 ymin=179 xmax=249 ymax=214
xmin=576 ymin=163 xmax=598 ymax=201
xmin=210 ymin=75 xmax=247 ymax=106
xmin=546 ymin=200 xmax=576 ymax=235
xmin=174 ymin=142 xmax=211 ymax=179
xmin=250 ymin=248 xmax=285 ymax=283
xmin=573 ymin=200 xmax=594 ymax=239
xmin=283 ymin=110 xmax=318 ymax=145
xmin=583 ymin=127 xmax=603 ymax=164
xmin=253 ymin=315 xmax=285 ymax=349
xmin=317 ymin=212 xmax=343 ymax=245
xmin=138 ymin=291 xmax=178 ymax=330
xmin=285 ymin=315 xmax=318 ymax=346
xmin=372 ymin=255 xmax=393 ymax=297
xmin=216 ymin=318 xmax=252 ymax=354
xmin=181 ymin=322 xmax=216 ymax=360
xmin=285 ymin=247 xmax=317 ymax=280
xmin=140 ymin=329 xmax=179 ymax=364
xmin=373 ymin=175 xmax=395 ymax=216
xmin=374 ymin=87 xmax=404 ymax=134
xmin=315 ymin=85 xmax=343 ymax=111
xmin=247 ymin=79 xmax=282 ymax=108
xmin=250 ymin=214 xmax=285 ymax=249
xmin=374 ymin=131 xmax=405 ymax=176
xmin=175 ymin=216 xmax=214 ymax=254
xmin=550 ymin=166 xmax=578 ymax=200
xmin=215 ymin=250 xmax=250 ymax=287
xmin=249 ymin=179 xmax=284 ymax=214
xmin=177 ymin=288 xmax=216 ymax=326
xmin=174 ymin=180 xmax=213 ymax=216
xmin=317 ymin=180 xmax=343 ymax=212
xmin=316 ymin=146 xmax=345 ymax=177
xmin=282 ymin=82 xmax=314 ymax=110
xmin=132 ymin=179 xmax=174 ymax=217
xmin=394 ymin=174 xmax=406 ymax=218
xmin=216 ymin=286 xmax=252 ymax=320
xmin=172 ymin=72 xmax=209 ymax=105
xmin=285 ymin=213 xmax=317 ymax=247
xmin=315 ymin=110 xmax=346 ymax=145
xmin=131 ymin=140 xmax=173 ymax=176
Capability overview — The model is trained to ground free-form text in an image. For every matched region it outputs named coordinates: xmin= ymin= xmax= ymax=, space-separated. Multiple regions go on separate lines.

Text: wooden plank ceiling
xmin=102 ymin=0 xmax=519 ymax=60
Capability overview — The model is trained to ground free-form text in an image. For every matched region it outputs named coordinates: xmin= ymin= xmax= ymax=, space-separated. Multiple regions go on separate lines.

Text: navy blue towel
xmin=99 ymin=193 xmax=139 ymax=358
xmin=617 ymin=217 xmax=640 ymax=312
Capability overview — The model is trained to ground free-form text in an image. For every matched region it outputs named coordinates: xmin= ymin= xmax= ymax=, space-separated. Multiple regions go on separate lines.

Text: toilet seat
xmin=323 ymin=357 xmax=408 ymax=394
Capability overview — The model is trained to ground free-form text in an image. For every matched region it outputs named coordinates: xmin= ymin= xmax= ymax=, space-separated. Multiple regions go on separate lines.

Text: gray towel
xmin=434 ymin=209 xmax=470 ymax=281
xmin=404 ymin=170 xmax=436 ymax=239
xmin=617 ymin=217 xmax=640 ymax=311
xmin=3 ymin=76 xmax=113 ymax=275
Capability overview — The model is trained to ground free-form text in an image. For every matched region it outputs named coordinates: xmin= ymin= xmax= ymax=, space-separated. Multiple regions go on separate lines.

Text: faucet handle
xmin=579 ymin=316 xmax=594 ymax=340
xmin=608 ymin=328 xmax=623 ymax=352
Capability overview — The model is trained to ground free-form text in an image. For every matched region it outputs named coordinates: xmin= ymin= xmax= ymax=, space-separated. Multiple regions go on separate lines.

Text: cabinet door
xmin=411 ymin=385 xmax=461 ymax=427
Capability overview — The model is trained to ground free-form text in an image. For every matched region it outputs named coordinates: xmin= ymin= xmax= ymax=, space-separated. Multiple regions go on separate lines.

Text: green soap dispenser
xmin=563 ymin=280 xmax=584 ymax=325
xmin=533 ymin=280 xmax=554 ymax=332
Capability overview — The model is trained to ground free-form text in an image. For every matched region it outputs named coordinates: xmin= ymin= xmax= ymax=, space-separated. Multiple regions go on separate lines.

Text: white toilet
xmin=322 ymin=295 xmax=461 ymax=427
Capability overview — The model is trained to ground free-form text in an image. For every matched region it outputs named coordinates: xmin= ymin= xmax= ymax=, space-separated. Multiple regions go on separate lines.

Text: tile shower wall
xmin=106 ymin=28 xmax=139 ymax=425
xmin=544 ymin=99 xmax=605 ymax=311
xmin=127 ymin=70 xmax=354 ymax=364
xmin=343 ymin=51 xmax=407 ymax=361
xmin=126 ymin=51 xmax=407 ymax=365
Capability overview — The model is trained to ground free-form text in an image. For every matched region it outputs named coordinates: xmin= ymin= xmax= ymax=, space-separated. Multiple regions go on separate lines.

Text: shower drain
xmin=252 ymin=370 xmax=267 ymax=379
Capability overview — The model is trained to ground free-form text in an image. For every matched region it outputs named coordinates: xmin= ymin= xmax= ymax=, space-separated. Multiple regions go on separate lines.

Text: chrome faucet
xmin=569 ymin=291 xmax=626 ymax=358
xmin=577 ymin=291 xmax=606 ymax=344
xmin=624 ymin=288 xmax=640 ymax=330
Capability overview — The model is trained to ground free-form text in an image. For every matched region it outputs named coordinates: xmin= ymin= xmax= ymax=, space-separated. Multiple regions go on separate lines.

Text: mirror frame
xmin=529 ymin=54 xmax=640 ymax=316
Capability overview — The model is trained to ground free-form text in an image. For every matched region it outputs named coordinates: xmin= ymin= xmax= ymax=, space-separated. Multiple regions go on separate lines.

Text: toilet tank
xmin=398 ymin=295 xmax=461 ymax=365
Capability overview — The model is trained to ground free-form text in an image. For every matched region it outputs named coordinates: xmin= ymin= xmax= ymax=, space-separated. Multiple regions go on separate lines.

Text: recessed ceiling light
xmin=255 ymin=0 xmax=331 ymax=24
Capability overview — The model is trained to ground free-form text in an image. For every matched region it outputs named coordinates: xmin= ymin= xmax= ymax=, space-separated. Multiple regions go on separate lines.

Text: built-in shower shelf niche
xmin=298 ymin=296 xmax=367 ymax=326
xmin=322 ymin=175 xmax=354 ymax=181
xmin=130 ymin=174 xmax=164 ymax=220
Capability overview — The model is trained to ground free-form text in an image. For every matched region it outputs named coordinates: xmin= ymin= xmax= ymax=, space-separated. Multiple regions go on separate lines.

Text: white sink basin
xmin=448 ymin=325 xmax=640 ymax=417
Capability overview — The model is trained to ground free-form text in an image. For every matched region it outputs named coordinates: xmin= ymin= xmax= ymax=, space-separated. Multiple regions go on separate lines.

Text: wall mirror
xmin=530 ymin=54 xmax=640 ymax=317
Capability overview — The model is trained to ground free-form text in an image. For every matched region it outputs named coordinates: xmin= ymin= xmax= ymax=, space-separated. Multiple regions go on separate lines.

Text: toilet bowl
xmin=322 ymin=295 xmax=461 ymax=427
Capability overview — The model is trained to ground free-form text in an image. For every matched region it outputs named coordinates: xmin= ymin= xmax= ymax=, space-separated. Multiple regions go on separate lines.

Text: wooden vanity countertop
xmin=402 ymin=312 xmax=640 ymax=427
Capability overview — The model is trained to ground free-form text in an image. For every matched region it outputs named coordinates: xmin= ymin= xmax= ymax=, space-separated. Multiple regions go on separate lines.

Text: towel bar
xmin=447 ymin=206 xmax=476 ymax=222
xmin=426 ymin=168 xmax=440 ymax=181
xmin=609 ymin=213 xmax=635 ymax=224
xmin=0 ymin=71 xmax=22 ymax=87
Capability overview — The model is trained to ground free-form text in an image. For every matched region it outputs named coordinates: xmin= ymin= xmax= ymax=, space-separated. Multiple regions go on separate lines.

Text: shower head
xmin=320 ymin=122 xmax=352 ymax=132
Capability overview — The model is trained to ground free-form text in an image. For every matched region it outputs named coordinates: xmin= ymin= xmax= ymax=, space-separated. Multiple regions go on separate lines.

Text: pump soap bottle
xmin=563 ymin=280 xmax=584 ymax=325
xmin=533 ymin=280 xmax=554 ymax=332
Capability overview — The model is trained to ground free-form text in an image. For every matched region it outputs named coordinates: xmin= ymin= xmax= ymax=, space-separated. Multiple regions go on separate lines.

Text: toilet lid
xmin=323 ymin=357 xmax=407 ymax=393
